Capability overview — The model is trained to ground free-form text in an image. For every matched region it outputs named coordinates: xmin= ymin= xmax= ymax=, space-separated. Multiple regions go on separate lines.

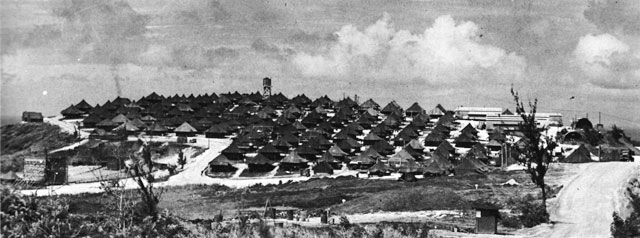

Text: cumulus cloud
xmin=574 ymin=33 xmax=640 ymax=88
xmin=292 ymin=14 xmax=526 ymax=83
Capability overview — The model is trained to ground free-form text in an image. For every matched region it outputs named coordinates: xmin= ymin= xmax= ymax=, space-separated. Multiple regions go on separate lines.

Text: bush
xmin=501 ymin=213 xmax=522 ymax=229
xmin=611 ymin=182 xmax=640 ymax=238
xmin=519 ymin=201 xmax=548 ymax=228
xmin=611 ymin=212 xmax=640 ymax=238
xmin=339 ymin=215 xmax=351 ymax=229
xmin=0 ymin=185 xmax=192 ymax=237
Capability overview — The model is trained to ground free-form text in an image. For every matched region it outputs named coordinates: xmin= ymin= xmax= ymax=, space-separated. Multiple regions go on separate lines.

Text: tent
xmin=559 ymin=144 xmax=594 ymax=163
xmin=209 ymin=154 xmax=237 ymax=173
xmin=113 ymin=120 xmax=140 ymax=135
xmin=398 ymin=159 xmax=421 ymax=174
xmin=246 ymin=154 xmax=276 ymax=172
xmin=222 ymin=143 xmax=245 ymax=160
xmin=282 ymin=150 xmax=308 ymax=164
xmin=403 ymin=145 xmax=423 ymax=159
xmin=363 ymin=133 xmax=384 ymax=145
xmin=388 ymin=149 xmax=415 ymax=167
xmin=436 ymin=141 xmax=456 ymax=155
xmin=111 ymin=114 xmax=129 ymax=124
xmin=356 ymin=116 xmax=375 ymax=129
xmin=328 ymin=144 xmax=349 ymax=159
xmin=129 ymin=118 xmax=148 ymax=130
xmin=280 ymin=151 xmax=309 ymax=171
xmin=371 ymin=140 xmax=395 ymax=155
xmin=423 ymin=149 xmax=454 ymax=175
xmin=454 ymin=132 xmax=477 ymax=148
xmin=359 ymin=98 xmax=380 ymax=111
xmin=313 ymin=160 xmax=334 ymax=175
xmin=257 ymin=144 xmax=283 ymax=160
xmin=272 ymin=136 xmax=294 ymax=151
xmin=460 ymin=123 xmax=479 ymax=136
xmin=455 ymin=153 xmax=490 ymax=176
xmin=205 ymin=124 xmax=229 ymax=138
xmin=96 ymin=118 xmax=119 ymax=131
xmin=406 ymin=102 xmax=425 ymax=117
xmin=297 ymin=144 xmax=320 ymax=161
xmin=147 ymin=122 xmax=168 ymax=135
xmin=469 ymin=143 xmax=489 ymax=163
xmin=368 ymin=160 xmax=392 ymax=177
xmin=61 ymin=104 xmax=84 ymax=118
xmin=486 ymin=140 xmax=502 ymax=151
xmin=82 ymin=113 xmax=102 ymax=128
xmin=350 ymin=153 xmax=376 ymax=165
xmin=381 ymin=100 xmax=403 ymax=115
xmin=319 ymin=151 xmax=342 ymax=169
xmin=75 ymin=99 xmax=94 ymax=113
xmin=428 ymin=104 xmax=447 ymax=118
xmin=489 ymin=128 xmax=507 ymax=142
xmin=174 ymin=122 xmax=198 ymax=137
xmin=422 ymin=160 xmax=446 ymax=176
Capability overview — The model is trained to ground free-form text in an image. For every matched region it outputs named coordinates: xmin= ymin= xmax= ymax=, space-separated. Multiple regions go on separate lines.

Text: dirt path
xmin=546 ymin=162 xmax=639 ymax=238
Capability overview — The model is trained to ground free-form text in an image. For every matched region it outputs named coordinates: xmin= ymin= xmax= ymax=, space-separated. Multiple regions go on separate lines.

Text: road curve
xmin=547 ymin=162 xmax=639 ymax=238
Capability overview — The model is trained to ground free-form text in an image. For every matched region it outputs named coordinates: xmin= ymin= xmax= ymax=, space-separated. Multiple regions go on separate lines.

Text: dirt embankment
xmin=1 ymin=123 xmax=77 ymax=172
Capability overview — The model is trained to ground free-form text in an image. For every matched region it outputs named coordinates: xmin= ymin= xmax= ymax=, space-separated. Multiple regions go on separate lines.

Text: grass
xmin=153 ymin=170 xmax=538 ymax=221
xmin=50 ymin=164 xmax=565 ymax=237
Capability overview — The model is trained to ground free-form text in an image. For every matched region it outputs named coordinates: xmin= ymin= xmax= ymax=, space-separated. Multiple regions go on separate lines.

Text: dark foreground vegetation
xmin=611 ymin=178 xmax=640 ymax=238
xmin=2 ymin=164 xmax=559 ymax=237
xmin=0 ymin=184 xmax=461 ymax=238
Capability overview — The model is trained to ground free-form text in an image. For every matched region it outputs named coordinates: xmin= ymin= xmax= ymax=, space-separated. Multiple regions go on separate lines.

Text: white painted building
xmin=485 ymin=113 xmax=563 ymax=131
xmin=453 ymin=107 xmax=503 ymax=120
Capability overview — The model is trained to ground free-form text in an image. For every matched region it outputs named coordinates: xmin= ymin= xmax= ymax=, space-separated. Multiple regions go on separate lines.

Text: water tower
xmin=263 ymin=77 xmax=272 ymax=98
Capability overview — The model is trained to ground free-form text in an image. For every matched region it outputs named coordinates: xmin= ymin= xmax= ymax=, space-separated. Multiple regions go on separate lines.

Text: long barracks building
xmin=454 ymin=106 xmax=562 ymax=132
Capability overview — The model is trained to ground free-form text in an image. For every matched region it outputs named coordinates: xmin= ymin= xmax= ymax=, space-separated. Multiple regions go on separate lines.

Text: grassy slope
xmin=1 ymin=123 xmax=77 ymax=172
xmin=157 ymin=170 xmax=543 ymax=220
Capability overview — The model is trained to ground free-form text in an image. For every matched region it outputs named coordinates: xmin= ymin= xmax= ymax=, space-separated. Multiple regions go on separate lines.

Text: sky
xmin=1 ymin=0 xmax=639 ymax=133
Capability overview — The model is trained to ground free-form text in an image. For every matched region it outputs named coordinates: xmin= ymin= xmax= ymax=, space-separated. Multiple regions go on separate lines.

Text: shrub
xmin=519 ymin=201 xmax=548 ymax=228
xmin=611 ymin=182 xmax=640 ymax=238
xmin=501 ymin=213 xmax=522 ymax=229
xmin=611 ymin=212 xmax=640 ymax=238
xmin=1 ymin=186 xmax=191 ymax=237
xmin=339 ymin=215 xmax=351 ymax=229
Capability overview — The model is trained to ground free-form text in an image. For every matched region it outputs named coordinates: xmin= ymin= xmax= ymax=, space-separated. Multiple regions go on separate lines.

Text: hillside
xmin=0 ymin=123 xmax=78 ymax=172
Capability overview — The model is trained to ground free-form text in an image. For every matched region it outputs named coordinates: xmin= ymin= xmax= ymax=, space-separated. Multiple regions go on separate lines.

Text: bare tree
xmin=178 ymin=149 xmax=186 ymax=169
xmin=511 ymin=88 xmax=556 ymax=211
xmin=98 ymin=141 xmax=163 ymax=222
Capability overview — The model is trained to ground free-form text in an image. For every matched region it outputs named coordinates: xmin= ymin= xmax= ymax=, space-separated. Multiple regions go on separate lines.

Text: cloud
xmin=251 ymin=39 xmax=281 ymax=53
xmin=51 ymin=0 xmax=148 ymax=65
xmin=287 ymin=30 xmax=336 ymax=46
xmin=292 ymin=14 xmax=526 ymax=83
xmin=584 ymin=0 xmax=640 ymax=35
xmin=574 ymin=33 xmax=640 ymax=89
xmin=151 ymin=0 xmax=230 ymax=25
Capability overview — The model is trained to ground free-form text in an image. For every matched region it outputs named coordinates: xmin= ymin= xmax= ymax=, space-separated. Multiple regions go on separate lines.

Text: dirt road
xmin=547 ymin=162 xmax=639 ymax=238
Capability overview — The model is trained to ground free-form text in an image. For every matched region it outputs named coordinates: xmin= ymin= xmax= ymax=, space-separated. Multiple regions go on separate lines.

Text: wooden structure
xmin=23 ymin=157 xmax=46 ymax=183
xmin=22 ymin=111 xmax=44 ymax=122
xmin=473 ymin=203 xmax=501 ymax=234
